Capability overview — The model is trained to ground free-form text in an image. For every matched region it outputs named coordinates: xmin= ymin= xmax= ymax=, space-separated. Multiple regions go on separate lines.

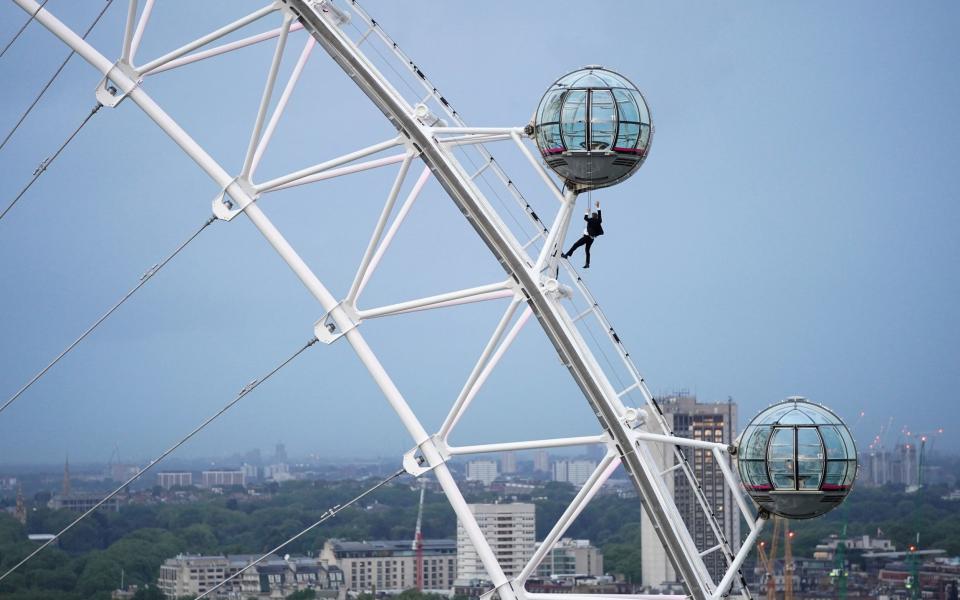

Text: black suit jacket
xmin=585 ymin=210 xmax=604 ymax=237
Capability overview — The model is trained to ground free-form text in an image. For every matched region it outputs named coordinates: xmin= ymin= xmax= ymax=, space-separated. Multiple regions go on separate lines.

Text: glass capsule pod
xmin=737 ymin=397 xmax=857 ymax=519
xmin=533 ymin=66 xmax=653 ymax=190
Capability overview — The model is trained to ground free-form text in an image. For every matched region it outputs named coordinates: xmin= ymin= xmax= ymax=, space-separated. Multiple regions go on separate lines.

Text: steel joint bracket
xmin=313 ymin=300 xmax=361 ymax=345
xmin=95 ymin=59 xmax=141 ymax=108
xmin=539 ymin=276 xmax=572 ymax=300
xmin=402 ymin=435 xmax=448 ymax=477
xmin=212 ymin=177 xmax=259 ymax=222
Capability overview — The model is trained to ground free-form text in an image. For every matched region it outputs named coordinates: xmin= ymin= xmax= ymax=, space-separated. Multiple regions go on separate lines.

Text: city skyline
xmin=1 ymin=1 xmax=958 ymax=467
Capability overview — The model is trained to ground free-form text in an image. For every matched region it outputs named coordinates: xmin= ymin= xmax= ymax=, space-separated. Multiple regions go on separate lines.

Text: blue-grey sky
xmin=0 ymin=1 xmax=958 ymax=465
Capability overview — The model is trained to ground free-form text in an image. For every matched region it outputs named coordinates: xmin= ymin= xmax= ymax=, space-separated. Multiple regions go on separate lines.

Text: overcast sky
xmin=0 ymin=1 xmax=958 ymax=465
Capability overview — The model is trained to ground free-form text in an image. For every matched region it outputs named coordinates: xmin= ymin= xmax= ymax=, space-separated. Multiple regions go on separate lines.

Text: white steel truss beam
xmin=282 ymin=2 xmax=719 ymax=596
xmin=254 ymin=136 xmax=403 ymax=192
xmin=517 ymin=452 xmax=619 ymax=584
xmin=446 ymin=435 xmax=607 ymax=456
xmin=241 ymin=13 xmax=293 ymax=178
xmin=128 ymin=0 xmax=153 ymax=62
xmin=250 ymin=37 xmax=315 ymax=178
xmin=264 ymin=152 xmax=408 ymax=193
xmin=144 ymin=22 xmax=305 ymax=76
xmin=136 ymin=3 xmax=279 ymax=75
xmin=441 ymin=306 xmax=532 ymax=440
xmin=13 ymin=3 xmax=517 ymax=598
xmin=356 ymin=280 xmax=511 ymax=320
xmin=355 ymin=166 xmax=432 ymax=299
xmin=347 ymin=152 xmax=414 ymax=304
xmin=438 ymin=297 xmax=521 ymax=440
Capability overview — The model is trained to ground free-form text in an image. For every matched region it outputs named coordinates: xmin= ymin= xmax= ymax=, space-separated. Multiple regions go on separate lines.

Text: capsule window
xmin=796 ymin=428 xmax=825 ymax=490
xmin=561 ymin=90 xmax=587 ymax=150
xmin=768 ymin=427 xmax=796 ymax=490
xmin=589 ymin=89 xmax=616 ymax=150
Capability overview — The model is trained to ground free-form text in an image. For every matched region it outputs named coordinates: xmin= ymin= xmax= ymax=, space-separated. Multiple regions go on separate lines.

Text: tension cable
xmin=0 ymin=0 xmax=115 ymax=154
xmin=0 ymin=102 xmax=103 ymax=222
xmin=0 ymin=215 xmax=217 ymax=417
xmin=0 ymin=0 xmax=50 ymax=60
xmin=0 ymin=335 xmax=319 ymax=583
xmin=194 ymin=466 xmax=407 ymax=600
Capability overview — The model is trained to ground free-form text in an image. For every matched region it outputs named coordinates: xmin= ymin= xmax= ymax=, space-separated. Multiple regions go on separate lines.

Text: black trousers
xmin=566 ymin=235 xmax=594 ymax=265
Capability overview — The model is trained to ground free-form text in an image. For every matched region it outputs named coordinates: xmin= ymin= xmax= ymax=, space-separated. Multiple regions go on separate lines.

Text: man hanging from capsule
xmin=562 ymin=200 xmax=603 ymax=268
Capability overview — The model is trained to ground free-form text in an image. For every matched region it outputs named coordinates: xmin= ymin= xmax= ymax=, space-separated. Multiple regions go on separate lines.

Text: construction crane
xmin=412 ymin=479 xmax=426 ymax=591
xmin=756 ymin=517 xmax=794 ymax=599
xmin=757 ymin=517 xmax=781 ymax=599
xmin=829 ymin=510 xmax=849 ymax=600
xmin=784 ymin=523 xmax=794 ymax=600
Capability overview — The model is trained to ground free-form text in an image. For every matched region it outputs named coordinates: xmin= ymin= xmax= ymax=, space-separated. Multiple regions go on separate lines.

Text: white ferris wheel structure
xmin=2 ymin=1 xmax=772 ymax=599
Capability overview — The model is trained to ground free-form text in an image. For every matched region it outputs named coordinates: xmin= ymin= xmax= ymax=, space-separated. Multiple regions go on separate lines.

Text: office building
xmin=642 ymin=393 xmax=739 ymax=586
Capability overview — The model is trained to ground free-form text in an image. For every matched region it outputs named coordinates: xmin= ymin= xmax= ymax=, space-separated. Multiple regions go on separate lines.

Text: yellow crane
xmin=756 ymin=517 xmax=794 ymax=600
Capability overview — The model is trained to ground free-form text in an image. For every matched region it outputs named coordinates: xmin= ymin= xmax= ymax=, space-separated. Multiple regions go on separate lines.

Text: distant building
xmin=553 ymin=460 xmax=596 ymax=486
xmin=201 ymin=470 xmax=245 ymax=488
xmin=457 ymin=503 xmax=535 ymax=582
xmin=241 ymin=463 xmax=259 ymax=482
xmin=108 ymin=464 xmax=139 ymax=482
xmin=535 ymin=538 xmax=603 ymax=577
xmin=642 ymin=393 xmax=739 ymax=587
xmin=48 ymin=492 xmax=120 ymax=513
xmin=501 ymin=452 xmax=517 ymax=474
xmin=320 ymin=539 xmax=456 ymax=593
xmin=157 ymin=472 xmax=193 ymax=490
xmin=274 ymin=443 xmax=288 ymax=463
xmin=158 ymin=553 xmax=335 ymax=599
xmin=533 ymin=451 xmax=550 ymax=472
xmin=466 ymin=460 xmax=499 ymax=486
xmin=264 ymin=463 xmax=292 ymax=482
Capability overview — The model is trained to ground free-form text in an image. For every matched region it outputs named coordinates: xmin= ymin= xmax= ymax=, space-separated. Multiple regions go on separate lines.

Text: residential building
xmin=320 ymin=539 xmax=456 ymax=593
xmin=157 ymin=472 xmax=193 ymax=490
xmin=466 ymin=460 xmax=499 ymax=486
xmin=158 ymin=553 xmax=334 ymax=599
xmin=535 ymin=538 xmax=603 ymax=577
xmin=457 ymin=503 xmax=536 ymax=582
xmin=552 ymin=460 xmax=596 ymax=486
xmin=501 ymin=452 xmax=517 ymax=474
xmin=200 ymin=470 xmax=245 ymax=488
xmin=533 ymin=451 xmax=550 ymax=473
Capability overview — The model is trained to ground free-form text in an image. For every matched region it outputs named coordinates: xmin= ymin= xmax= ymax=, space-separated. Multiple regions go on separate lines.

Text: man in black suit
xmin=561 ymin=200 xmax=603 ymax=268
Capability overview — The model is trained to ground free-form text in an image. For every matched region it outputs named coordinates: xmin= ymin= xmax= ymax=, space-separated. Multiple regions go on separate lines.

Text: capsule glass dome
xmin=737 ymin=397 xmax=857 ymax=519
xmin=534 ymin=66 xmax=652 ymax=190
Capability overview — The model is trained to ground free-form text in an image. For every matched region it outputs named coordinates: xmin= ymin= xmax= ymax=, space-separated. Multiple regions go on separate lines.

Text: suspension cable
xmin=0 ymin=102 xmax=102 ymax=222
xmin=0 ymin=0 xmax=50 ymax=60
xmin=194 ymin=467 xmax=407 ymax=600
xmin=0 ymin=335 xmax=319 ymax=583
xmin=0 ymin=215 xmax=217 ymax=417
xmin=0 ymin=0 xmax=115 ymax=154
